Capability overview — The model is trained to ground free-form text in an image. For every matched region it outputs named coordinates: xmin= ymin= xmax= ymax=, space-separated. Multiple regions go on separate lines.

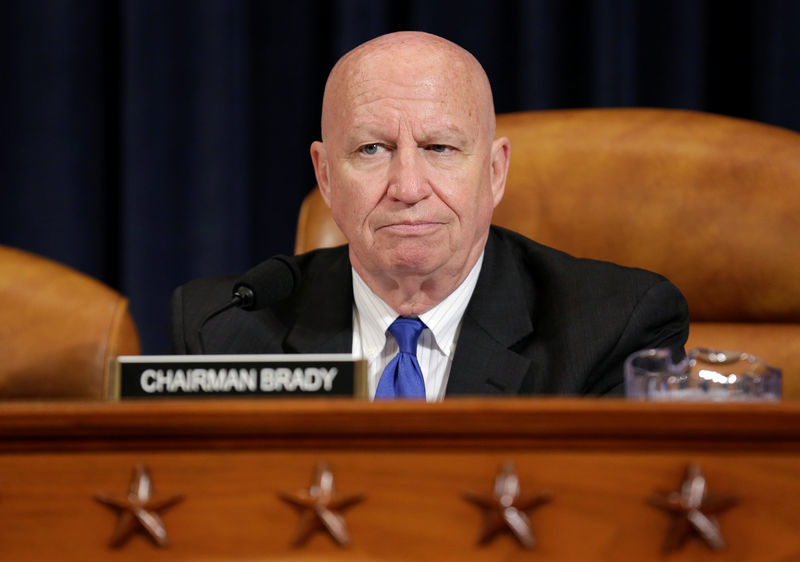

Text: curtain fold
xmin=2 ymin=0 xmax=798 ymax=353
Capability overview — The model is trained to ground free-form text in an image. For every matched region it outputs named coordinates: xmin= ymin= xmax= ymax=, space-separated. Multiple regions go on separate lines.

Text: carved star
xmin=95 ymin=464 xmax=184 ymax=548
xmin=462 ymin=462 xmax=552 ymax=549
xmin=278 ymin=462 xmax=366 ymax=546
xmin=647 ymin=463 xmax=740 ymax=552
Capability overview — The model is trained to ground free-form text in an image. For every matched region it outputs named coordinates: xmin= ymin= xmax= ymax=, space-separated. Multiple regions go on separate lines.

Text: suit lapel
xmin=445 ymin=229 xmax=536 ymax=396
xmin=280 ymin=233 xmax=537 ymax=393
xmin=284 ymin=248 xmax=354 ymax=354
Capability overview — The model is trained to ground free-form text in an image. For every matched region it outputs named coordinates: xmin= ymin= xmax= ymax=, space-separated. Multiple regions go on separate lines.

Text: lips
xmin=379 ymin=221 xmax=442 ymax=234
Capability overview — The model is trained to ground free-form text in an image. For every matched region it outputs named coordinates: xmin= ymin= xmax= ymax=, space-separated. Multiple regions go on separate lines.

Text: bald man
xmin=170 ymin=32 xmax=689 ymax=399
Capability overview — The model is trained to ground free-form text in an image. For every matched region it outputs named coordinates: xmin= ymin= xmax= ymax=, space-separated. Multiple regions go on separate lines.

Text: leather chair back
xmin=295 ymin=108 xmax=800 ymax=398
xmin=0 ymin=245 xmax=141 ymax=399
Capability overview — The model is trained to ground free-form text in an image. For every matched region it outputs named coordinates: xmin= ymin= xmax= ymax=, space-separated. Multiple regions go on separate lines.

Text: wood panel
xmin=1 ymin=399 xmax=800 ymax=561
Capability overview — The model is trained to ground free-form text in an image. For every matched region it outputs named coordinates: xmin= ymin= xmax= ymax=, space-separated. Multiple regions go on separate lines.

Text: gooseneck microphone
xmin=195 ymin=255 xmax=301 ymax=353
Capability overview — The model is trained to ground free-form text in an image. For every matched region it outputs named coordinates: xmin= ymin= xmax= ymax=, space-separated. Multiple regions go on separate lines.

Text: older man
xmin=170 ymin=32 xmax=689 ymax=400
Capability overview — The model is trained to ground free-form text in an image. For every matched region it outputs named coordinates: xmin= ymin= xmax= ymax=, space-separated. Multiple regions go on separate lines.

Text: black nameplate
xmin=112 ymin=354 xmax=367 ymax=400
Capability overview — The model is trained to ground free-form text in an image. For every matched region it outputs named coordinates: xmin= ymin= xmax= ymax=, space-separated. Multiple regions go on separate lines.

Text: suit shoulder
xmin=292 ymin=244 xmax=351 ymax=279
xmin=174 ymin=245 xmax=348 ymax=313
xmin=489 ymin=225 xmax=671 ymax=288
xmin=170 ymin=245 xmax=351 ymax=354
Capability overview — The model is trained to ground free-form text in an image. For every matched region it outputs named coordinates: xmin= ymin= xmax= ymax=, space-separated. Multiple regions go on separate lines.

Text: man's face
xmin=312 ymin=47 xmax=508 ymax=287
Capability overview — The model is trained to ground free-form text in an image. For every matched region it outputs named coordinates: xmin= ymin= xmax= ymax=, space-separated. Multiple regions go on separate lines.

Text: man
xmin=170 ymin=31 xmax=689 ymax=400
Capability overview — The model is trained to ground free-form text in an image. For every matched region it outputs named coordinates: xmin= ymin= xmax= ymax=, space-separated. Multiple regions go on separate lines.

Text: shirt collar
xmin=352 ymin=252 xmax=484 ymax=359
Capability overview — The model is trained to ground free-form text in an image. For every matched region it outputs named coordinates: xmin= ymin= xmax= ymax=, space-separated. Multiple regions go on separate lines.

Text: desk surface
xmin=3 ymin=397 xmax=800 ymax=449
xmin=2 ymin=398 xmax=800 ymax=560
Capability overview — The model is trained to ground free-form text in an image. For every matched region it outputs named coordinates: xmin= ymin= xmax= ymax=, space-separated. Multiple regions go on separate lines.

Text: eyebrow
xmin=343 ymin=122 xmax=472 ymax=147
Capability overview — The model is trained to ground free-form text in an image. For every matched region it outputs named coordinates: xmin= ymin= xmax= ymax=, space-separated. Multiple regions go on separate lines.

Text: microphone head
xmin=232 ymin=255 xmax=300 ymax=311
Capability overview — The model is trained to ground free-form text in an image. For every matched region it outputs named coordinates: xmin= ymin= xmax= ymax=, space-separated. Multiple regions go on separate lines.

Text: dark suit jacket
xmin=170 ymin=226 xmax=689 ymax=396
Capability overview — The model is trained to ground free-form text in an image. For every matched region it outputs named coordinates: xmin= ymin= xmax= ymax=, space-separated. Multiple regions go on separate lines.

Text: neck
xmin=351 ymin=251 xmax=483 ymax=317
xmin=371 ymin=275 xmax=452 ymax=316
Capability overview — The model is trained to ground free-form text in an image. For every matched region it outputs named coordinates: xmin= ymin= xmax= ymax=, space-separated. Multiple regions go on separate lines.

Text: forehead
xmin=323 ymin=40 xmax=490 ymax=139
xmin=345 ymin=78 xmax=480 ymax=133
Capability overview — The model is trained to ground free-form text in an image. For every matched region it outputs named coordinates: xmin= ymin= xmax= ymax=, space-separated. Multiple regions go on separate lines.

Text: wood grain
xmin=1 ymin=398 xmax=800 ymax=560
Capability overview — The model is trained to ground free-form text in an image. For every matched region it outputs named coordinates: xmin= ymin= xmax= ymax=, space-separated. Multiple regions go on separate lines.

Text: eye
xmin=427 ymin=144 xmax=452 ymax=153
xmin=360 ymin=143 xmax=381 ymax=155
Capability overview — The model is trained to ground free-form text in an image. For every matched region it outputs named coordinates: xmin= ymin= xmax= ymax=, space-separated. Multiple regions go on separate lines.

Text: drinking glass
xmin=624 ymin=347 xmax=781 ymax=401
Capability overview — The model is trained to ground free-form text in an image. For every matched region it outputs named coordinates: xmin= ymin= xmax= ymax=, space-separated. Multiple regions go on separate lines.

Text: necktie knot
xmin=388 ymin=317 xmax=425 ymax=354
xmin=374 ymin=317 xmax=426 ymax=400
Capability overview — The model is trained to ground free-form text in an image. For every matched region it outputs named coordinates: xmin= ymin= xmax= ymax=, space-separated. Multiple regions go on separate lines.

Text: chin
xmin=384 ymin=249 xmax=446 ymax=276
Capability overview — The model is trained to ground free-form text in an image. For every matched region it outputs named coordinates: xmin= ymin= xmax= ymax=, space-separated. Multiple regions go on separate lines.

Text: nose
xmin=386 ymin=147 xmax=431 ymax=204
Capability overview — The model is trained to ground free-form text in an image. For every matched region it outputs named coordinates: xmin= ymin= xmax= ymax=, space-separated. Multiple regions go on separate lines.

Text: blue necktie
xmin=375 ymin=317 xmax=426 ymax=400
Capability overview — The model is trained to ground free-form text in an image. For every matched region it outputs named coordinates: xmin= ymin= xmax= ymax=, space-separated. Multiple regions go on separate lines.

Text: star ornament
xmin=95 ymin=464 xmax=185 ymax=548
xmin=278 ymin=462 xmax=366 ymax=547
xmin=647 ymin=463 xmax=740 ymax=552
xmin=462 ymin=462 xmax=552 ymax=549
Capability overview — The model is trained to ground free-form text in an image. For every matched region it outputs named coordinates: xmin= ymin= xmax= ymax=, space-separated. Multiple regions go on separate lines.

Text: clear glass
xmin=625 ymin=347 xmax=781 ymax=401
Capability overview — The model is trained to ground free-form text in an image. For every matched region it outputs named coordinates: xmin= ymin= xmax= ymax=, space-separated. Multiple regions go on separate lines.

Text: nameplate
xmin=111 ymin=354 xmax=367 ymax=400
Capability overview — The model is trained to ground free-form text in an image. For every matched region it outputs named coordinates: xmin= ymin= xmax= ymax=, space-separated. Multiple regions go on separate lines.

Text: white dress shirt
xmin=351 ymin=254 xmax=484 ymax=401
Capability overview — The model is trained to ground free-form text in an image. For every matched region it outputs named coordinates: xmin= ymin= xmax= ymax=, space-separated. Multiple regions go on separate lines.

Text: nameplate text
xmin=112 ymin=354 xmax=366 ymax=400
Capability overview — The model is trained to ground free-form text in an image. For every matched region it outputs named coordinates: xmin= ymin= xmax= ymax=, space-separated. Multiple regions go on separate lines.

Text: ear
xmin=310 ymin=141 xmax=332 ymax=207
xmin=489 ymin=137 xmax=511 ymax=208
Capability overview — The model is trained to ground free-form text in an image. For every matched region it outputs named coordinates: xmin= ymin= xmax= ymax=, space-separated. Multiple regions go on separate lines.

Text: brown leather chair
xmin=0 ymin=245 xmax=141 ymax=399
xmin=295 ymin=108 xmax=800 ymax=398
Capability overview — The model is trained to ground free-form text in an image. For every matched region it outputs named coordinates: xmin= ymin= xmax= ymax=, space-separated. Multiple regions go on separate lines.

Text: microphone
xmin=231 ymin=255 xmax=300 ymax=311
xmin=195 ymin=255 xmax=300 ymax=353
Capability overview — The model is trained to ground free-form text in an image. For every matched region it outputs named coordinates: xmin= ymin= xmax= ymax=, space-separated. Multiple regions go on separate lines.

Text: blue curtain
xmin=2 ymin=0 xmax=799 ymax=353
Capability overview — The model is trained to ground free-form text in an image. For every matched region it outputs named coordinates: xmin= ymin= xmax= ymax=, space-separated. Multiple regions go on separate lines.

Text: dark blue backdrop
xmin=2 ymin=1 xmax=799 ymax=353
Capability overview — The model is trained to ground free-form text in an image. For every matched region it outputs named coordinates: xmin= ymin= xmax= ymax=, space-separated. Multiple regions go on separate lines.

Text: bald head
xmin=320 ymin=32 xmax=496 ymax=143
xmin=310 ymin=31 xmax=510 ymax=315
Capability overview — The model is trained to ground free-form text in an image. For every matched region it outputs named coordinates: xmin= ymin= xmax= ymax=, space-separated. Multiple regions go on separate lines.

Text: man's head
xmin=310 ymin=31 xmax=510 ymax=314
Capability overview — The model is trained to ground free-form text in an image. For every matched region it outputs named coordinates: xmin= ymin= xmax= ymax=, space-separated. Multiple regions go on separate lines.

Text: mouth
xmin=379 ymin=221 xmax=442 ymax=235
